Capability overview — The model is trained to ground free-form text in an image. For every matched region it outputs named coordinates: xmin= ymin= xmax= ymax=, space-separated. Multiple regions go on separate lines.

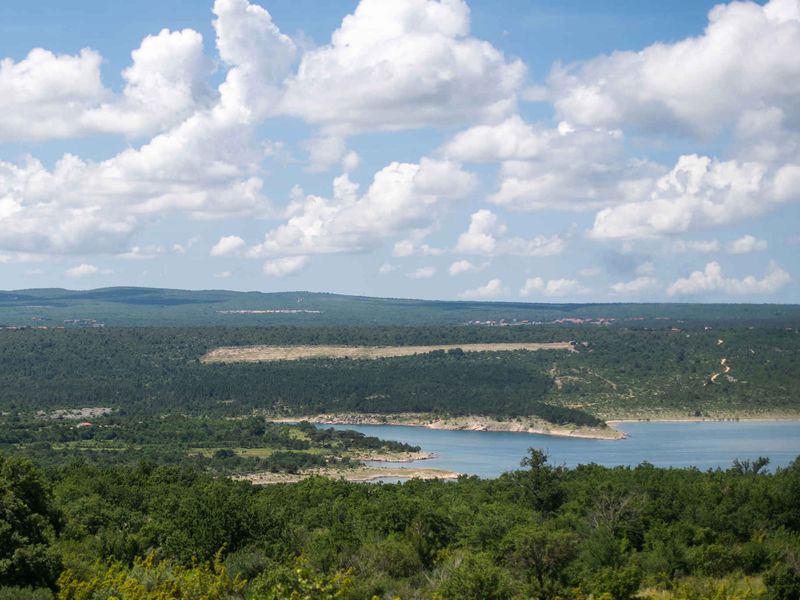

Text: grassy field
xmin=202 ymin=341 xmax=575 ymax=362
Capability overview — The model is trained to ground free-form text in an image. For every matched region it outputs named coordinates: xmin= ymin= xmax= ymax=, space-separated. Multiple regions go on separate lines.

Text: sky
xmin=1 ymin=0 xmax=799 ymax=302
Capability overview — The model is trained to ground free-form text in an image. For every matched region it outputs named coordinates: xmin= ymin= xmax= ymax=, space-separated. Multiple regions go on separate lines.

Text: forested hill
xmin=2 ymin=286 xmax=799 ymax=327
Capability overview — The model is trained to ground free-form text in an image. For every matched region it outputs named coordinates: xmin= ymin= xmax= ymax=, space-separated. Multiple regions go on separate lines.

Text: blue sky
xmin=1 ymin=0 xmax=799 ymax=302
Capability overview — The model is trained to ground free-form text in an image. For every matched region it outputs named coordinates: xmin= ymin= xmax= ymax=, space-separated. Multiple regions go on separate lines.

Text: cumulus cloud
xmin=454 ymin=209 xmax=565 ymax=256
xmin=667 ymin=261 xmax=790 ymax=296
xmin=214 ymin=270 xmax=232 ymax=279
xmin=442 ymin=116 xmax=661 ymax=211
xmin=0 ymin=48 xmax=106 ymax=141
xmin=610 ymin=276 xmax=660 ymax=295
xmin=448 ymin=259 xmax=488 ymax=276
xmin=65 ymin=263 xmax=110 ymax=277
xmin=392 ymin=239 xmax=443 ymax=257
xmin=673 ymin=239 xmax=723 ymax=254
xmin=82 ymin=29 xmax=214 ymax=137
xmin=0 ymin=0 xmax=289 ymax=255
xmin=0 ymin=29 xmax=213 ymax=142
xmin=459 ymin=278 xmax=509 ymax=299
xmin=305 ymin=136 xmax=348 ymax=172
xmin=248 ymin=159 xmax=475 ymax=257
xmin=519 ymin=277 xmax=586 ymax=297
xmin=117 ymin=245 xmax=165 ymax=260
xmin=548 ymin=0 xmax=800 ymax=138
xmin=378 ymin=262 xmax=397 ymax=274
xmin=262 ymin=255 xmax=309 ymax=276
xmin=589 ymin=154 xmax=796 ymax=240
xmin=578 ymin=266 xmax=602 ymax=277
xmin=727 ymin=234 xmax=768 ymax=254
xmin=280 ymin=0 xmax=525 ymax=134
xmin=211 ymin=235 xmax=247 ymax=256
xmin=407 ymin=266 xmax=436 ymax=279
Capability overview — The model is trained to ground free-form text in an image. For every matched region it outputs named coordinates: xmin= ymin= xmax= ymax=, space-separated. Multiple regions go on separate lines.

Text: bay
xmin=322 ymin=420 xmax=800 ymax=477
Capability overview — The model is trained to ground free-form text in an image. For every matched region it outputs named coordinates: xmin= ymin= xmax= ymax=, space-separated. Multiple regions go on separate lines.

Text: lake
xmin=323 ymin=420 xmax=800 ymax=477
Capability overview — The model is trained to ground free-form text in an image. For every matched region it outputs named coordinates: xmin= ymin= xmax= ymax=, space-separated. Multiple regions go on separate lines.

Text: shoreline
xmin=349 ymin=450 xmax=436 ymax=463
xmin=607 ymin=415 xmax=800 ymax=425
xmin=270 ymin=413 xmax=626 ymax=440
xmin=236 ymin=466 xmax=460 ymax=485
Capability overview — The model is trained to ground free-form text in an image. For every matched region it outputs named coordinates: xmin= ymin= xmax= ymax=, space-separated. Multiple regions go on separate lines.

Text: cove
xmin=323 ymin=420 xmax=800 ymax=478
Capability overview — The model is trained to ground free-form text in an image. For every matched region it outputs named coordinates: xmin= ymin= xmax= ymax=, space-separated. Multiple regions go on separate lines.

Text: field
xmin=202 ymin=341 xmax=575 ymax=362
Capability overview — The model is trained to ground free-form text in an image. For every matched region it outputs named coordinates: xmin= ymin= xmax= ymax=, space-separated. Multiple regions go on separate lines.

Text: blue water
xmin=323 ymin=421 xmax=800 ymax=477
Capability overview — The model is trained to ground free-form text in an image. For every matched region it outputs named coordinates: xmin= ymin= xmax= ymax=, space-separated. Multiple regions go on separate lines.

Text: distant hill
xmin=1 ymin=286 xmax=798 ymax=327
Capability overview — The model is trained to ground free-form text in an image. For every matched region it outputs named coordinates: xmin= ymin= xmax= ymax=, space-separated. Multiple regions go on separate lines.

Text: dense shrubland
xmin=1 ymin=325 xmax=797 ymax=423
xmin=2 ymin=450 xmax=799 ymax=598
xmin=0 ymin=417 xmax=418 ymax=475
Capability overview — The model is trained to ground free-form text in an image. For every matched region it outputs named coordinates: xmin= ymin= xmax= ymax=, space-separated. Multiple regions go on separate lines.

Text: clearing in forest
xmin=202 ymin=342 xmax=575 ymax=363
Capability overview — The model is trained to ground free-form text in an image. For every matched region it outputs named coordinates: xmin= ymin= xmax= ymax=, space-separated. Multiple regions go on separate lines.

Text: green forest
xmin=2 ymin=319 xmax=799 ymax=598
xmin=0 ymin=416 xmax=419 ymax=475
xmin=2 ymin=450 xmax=799 ymax=599
xmin=2 ymin=287 xmax=800 ymax=327
xmin=1 ymin=324 xmax=797 ymax=423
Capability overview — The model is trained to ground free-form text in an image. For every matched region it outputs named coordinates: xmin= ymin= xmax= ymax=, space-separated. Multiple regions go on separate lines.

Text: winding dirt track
xmin=710 ymin=358 xmax=731 ymax=383
xmin=202 ymin=342 xmax=575 ymax=363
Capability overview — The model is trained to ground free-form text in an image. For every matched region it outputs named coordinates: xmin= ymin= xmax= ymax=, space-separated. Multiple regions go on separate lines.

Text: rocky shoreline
xmin=270 ymin=413 xmax=626 ymax=440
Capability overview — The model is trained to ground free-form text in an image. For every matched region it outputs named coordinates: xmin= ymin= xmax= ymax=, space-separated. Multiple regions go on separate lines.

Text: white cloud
xmin=66 ymin=263 xmax=111 ymax=278
xmin=214 ymin=270 xmax=232 ymax=279
xmin=454 ymin=209 xmax=565 ymax=256
xmin=249 ymin=159 xmax=475 ymax=257
xmin=441 ymin=115 xmax=661 ymax=211
xmin=0 ymin=0 xmax=289 ymax=255
xmin=548 ymin=0 xmax=800 ymax=138
xmin=378 ymin=262 xmax=397 ymax=274
xmin=448 ymin=259 xmax=488 ymax=276
xmin=520 ymin=277 xmax=586 ymax=297
xmin=342 ymin=151 xmax=360 ymax=173
xmin=407 ymin=266 xmax=436 ymax=279
xmin=117 ymin=245 xmax=164 ymax=260
xmin=610 ymin=276 xmax=660 ymax=295
xmin=589 ymin=154 xmax=794 ymax=240
xmin=306 ymin=135 xmax=348 ymax=172
xmin=578 ymin=266 xmax=602 ymax=277
xmin=262 ymin=255 xmax=309 ymax=277
xmin=0 ymin=48 xmax=106 ymax=141
xmin=211 ymin=235 xmax=247 ymax=256
xmin=667 ymin=261 xmax=790 ymax=296
xmin=0 ymin=253 xmax=47 ymax=264
xmin=280 ymin=0 xmax=525 ymax=134
xmin=0 ymin=28 xmax=213 ymax=142
xmin=212 ymin=0 xmax=296 ymax=120
xmin=392 ymin=239 xmax=443 ymax=257
xmin=459 ymin=278 xmax=509 ymax=299
xmin=727 ymin=234 xmax=768 ymax=254
xmin=82 ymin=28 xmax=214 ymax=138
xmin=673 ymin=239 xmax=723 ymax=254
xmin=635 ymin=261 xmax=655 ymax=276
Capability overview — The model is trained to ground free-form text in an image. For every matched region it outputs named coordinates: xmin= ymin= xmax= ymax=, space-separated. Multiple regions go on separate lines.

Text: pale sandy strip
xmin=202 ymin=342 xmax=575 ymax=363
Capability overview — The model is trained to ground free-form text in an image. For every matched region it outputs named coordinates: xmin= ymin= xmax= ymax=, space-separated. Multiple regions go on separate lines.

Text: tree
xmin=0 ymin=454 xmax=61 ymax=588
xmin=502 ymin=523 xmax=578 ymax=600
xmin=510 ymin=449 xmax=565 ymax=514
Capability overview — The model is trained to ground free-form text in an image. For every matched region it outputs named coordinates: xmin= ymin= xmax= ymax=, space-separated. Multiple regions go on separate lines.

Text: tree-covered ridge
xmin=2 ymin=287 xmax=800 ymax=326
xmin=0 ymin=416 xmax=419 ymax=475
xmin=1 ymin=325 xmax=798 ymax=423
xmin=2 ymin=451 xmax=799 ymax=598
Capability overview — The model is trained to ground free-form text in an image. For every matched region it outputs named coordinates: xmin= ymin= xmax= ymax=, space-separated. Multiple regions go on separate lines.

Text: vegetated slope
xmin=2 ymin=450 xmax=799 ymax=598
xmin=2 ymin=286 xmax=800 ymax=326
xmin=201 ymin=341 xmax=574 ymax=362
xmin=1 ymin=325 xmax=798 ymax=422
xmin=0 ymin=416 xmax=419 ymax=475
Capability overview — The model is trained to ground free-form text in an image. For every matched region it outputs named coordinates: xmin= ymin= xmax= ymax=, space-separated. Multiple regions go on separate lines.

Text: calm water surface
xmin=324 ymin=421 xmax=800 ymax=477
